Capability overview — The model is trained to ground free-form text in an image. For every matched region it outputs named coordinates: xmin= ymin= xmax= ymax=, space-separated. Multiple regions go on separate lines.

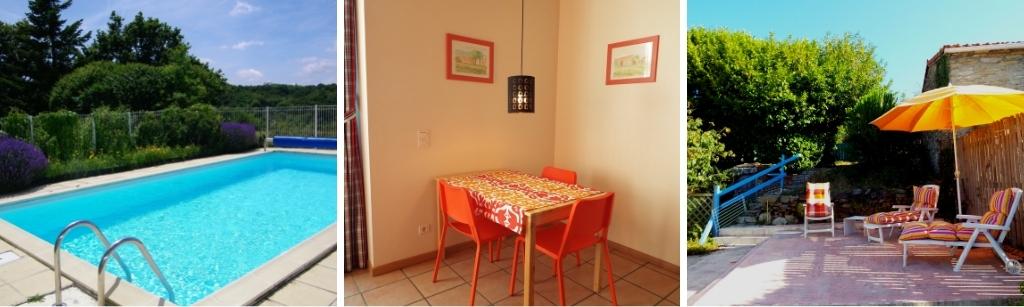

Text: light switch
xmin=417 ymin=130 xmax=431 ymax=148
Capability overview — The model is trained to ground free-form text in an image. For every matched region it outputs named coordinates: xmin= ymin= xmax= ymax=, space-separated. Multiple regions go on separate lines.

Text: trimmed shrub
xmin=135 ymin=112 xmax=166 ymax=146
xmin=92 ymin=107 xmax=131 ymax=155
xmin=183 ymin=104 xmax=222 ymax=147
xmin=1 ymin=111 xmax=32 ymax=141
xmin=0 ymin=136 xmax=48 ymax=192
xmin=34 ymin=110 xmax=81 ymax=161
xmin=220 ymin=122 xmax=257 ymax=153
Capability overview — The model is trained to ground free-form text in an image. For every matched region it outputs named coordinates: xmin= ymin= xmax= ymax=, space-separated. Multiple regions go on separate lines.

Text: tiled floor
xmin=344 ymin=240 xmax=680 ymax=306
xmin=258 ymin=250 xmax=339 ymax=306
xmin=0 ymin=238 xmax=76 ymax=306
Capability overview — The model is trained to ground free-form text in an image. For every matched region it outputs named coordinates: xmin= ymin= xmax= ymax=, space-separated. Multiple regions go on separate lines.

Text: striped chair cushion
xmin=955 ymin=223 xmax=994 ymax=242
xmin=805 ymin=203 xmax=830 ymax=218
xmin=921 ymin=186 xmax=939 ymax=209
xmin=908 ymin=185 xmax=924 ymax=210
xmin=899 ymin=221 xmax=930 ymax=240
xmin=927 ymin=221 xmax=957 ymax=241
xmin=988 ymin=188 xmax=1015 ymax=213
xmin=865 ymin=211 xmax=919 ymax=225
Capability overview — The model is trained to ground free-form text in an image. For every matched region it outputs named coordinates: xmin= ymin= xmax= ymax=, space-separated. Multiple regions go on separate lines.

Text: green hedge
xmin=34 ymin=110 xmax=81 ymax=161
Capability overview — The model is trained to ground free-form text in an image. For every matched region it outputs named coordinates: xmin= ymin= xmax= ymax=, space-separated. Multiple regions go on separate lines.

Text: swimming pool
xmin=0 ymin=151 xmax=336 ymax=305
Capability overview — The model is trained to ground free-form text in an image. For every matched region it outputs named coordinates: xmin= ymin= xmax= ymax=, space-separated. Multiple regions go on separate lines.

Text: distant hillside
xmin=221 ymin=83 xmax=336 ymax=107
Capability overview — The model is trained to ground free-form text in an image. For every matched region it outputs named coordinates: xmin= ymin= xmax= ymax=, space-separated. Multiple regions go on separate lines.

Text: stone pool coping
xmin=0 ymin=148 xmax=338 ymax=305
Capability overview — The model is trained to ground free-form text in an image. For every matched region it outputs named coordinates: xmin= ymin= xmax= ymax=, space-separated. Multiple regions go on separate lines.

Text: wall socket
xmin=416 ymin=130 xmax=431 ymax=148
xmin=417 ymin=224 xmax=431 ymax=235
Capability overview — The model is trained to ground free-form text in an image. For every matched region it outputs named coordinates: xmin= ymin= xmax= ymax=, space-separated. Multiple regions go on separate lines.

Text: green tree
xmin=84 ymin=11 xmax=185 ymax=65
xmin=843 ymin=85 xmax=930 ymax=182
xmin=687 ymin=108 xmax=734 ymax=193
xmin=687 ymin=27 xmax=885 ymax=170
xmin=21 ymin=0 xmax=91 ymax=114
xmin=0 ymin=21 xmax=31 ymax=115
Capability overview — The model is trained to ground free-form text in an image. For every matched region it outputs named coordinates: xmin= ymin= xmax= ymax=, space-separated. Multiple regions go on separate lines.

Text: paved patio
xmin=690 ymin=230 xmax=1024 ymax=305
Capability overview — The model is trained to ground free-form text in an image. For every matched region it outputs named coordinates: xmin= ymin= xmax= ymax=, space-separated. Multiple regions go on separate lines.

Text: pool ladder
xmin=52 ymin=220 xmax=175 ymax=306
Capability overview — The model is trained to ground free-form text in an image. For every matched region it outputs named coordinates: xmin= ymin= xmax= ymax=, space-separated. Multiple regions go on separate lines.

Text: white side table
xmin=844 ymin=216 xmax=866 ymax=236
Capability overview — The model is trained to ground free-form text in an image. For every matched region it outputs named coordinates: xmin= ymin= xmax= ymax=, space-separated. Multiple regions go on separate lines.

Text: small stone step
xmin=719 ymin=224 xmax=802 ymax=237
xmin=713 ymin=236 xmax=768 ymax=246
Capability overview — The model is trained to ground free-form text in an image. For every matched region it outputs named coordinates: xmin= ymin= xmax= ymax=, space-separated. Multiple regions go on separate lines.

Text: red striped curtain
xmin=343 ymin=0 xmax=369 ymax=272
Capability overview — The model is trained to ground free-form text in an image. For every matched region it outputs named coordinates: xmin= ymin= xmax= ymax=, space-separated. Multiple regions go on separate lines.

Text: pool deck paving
xmin=689 ymin=228 xmax=1024 ymax=305
xmin=0 ymin=148 xmax=339 ymax=306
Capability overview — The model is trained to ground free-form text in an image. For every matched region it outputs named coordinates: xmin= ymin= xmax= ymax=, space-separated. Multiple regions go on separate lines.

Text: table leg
xmin=523 ymin=215 xmax=535 ymax=306
xmin=592 ymin=242 xmax=603 ymax=291
xmin=436 ymin=181 xmax=445 ymax=260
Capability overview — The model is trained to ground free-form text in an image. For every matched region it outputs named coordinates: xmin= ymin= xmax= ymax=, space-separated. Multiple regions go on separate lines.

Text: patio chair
xmin=803 ymin=182 xmax=835 ymax=238
xmin=863 ymin=184 xmax=939 ymax=243
xmin=900 ymin=187 xmax=1023 ymax=273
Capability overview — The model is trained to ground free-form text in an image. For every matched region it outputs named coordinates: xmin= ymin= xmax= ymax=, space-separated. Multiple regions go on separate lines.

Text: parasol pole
xmin=953 ymin=125 xmax=962 ymax=215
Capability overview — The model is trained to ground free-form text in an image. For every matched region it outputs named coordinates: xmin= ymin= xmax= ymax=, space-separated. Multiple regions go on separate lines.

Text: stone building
xmin=919 ymin=41 xmax=1024 ymax=174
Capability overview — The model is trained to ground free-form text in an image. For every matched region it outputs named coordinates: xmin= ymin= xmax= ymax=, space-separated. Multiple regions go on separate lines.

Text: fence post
xmin=712 ymin=184 xmax=721 ymax=237
xmin=314 ymin=105 xmax=319 ymax=137
xmin=127 ymin=112 xmax=132 ymax=137
xmin=265 ymin=106 xmax=270 ymax=138
xmin=91 ymin=116 xmax=97 ymax=152
xmin=28 ymin=115 xmax=34 ymax=144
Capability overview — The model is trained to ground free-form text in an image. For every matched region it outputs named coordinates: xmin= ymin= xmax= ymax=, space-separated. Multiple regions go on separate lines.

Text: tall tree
xmin=0 ymin=21 xmax=30 ymax=115
xmin=85 ymin=11 xmax=184 ymax=65
xmin=20 ymin=0 xmax=90 ymax=114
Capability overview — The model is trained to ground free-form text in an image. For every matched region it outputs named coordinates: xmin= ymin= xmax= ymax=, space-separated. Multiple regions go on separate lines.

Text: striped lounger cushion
xmin=899 ymin=221 xmax=930 ymax=241
xmin=927 ymin=221 xmax=957 ymax=241
xmin=866 ymin=211 xmax=919 ymax=225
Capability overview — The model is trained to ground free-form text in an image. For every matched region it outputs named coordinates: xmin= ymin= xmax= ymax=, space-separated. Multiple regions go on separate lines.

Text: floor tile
xmin=493 ymin=292 xmax=555 ymax=306
xmin=622 ymin=265 xmax=678 ymax=297
xmin=343 ymin=294 xmax=365 ymax=306
xmin=655 ymin=297 xmax=679 ymax=306
xmin=0 ymin=284 xmax=23 ymax=306
xmin=361 ymin=279 xmax=422 ymax=306
xmin=8 ymin=271 xmax=72 ymax=299
xmin=600 ymin=252 xmax=643 ymax=278
xmin=267 ymin=280 xmax=337 ymax=306
xmin=425 ymin=284 xmax=489 ymax=306
xmin=508 ymin=258 xmax=556 ymax=283
xmin=442 ymin=246 xmax=477 ymax=265
xmin=400 ymin=259 xmax=438 ymax=278
xmin=407 ymin=299 xmax=429 ymax=305
xmin=343 ymin=274 xmax=358 ymax=296
xmin=534 ymin=274 xmax=593 ymax=306
xmin=409 ymin=266 xmax=464 ymax=297
xmin=665 ymin=287 xmax=680 ymax=304
xmin=0 ymin=257 xmax=49 ymax=284
xmin=647 ymin=263 xmax=680 ymax=280
xmin=563 ymin=262 xmax=612 ymax=290
xmin=598 ymin=279 xmax=661 ymax=306
xmin=471 ymin=269 xmax=516 ymax=303
xmin=352 ymin=269 xmax=406 ymax=292
xmin=297 ymin=265 xmax=337 ymax=293
xmin=321 ymin=252 xmax=338 ymax=269
xmin=574 ymin=293 xmax=613 ymax=306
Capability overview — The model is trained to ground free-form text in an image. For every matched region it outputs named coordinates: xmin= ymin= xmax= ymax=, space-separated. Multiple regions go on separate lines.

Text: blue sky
xmin=0 ymin=0 xmax=337 ymax=85
xmin=688 ymin=0 xmax=1024 ymax=98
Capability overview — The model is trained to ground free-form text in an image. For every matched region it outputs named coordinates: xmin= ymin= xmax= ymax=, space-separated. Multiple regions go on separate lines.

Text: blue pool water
xmin=0 ymin=152 xmax=336 ymax=305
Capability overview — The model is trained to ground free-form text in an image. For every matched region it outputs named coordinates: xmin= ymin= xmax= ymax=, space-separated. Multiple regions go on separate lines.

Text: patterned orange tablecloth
xmin=443 ymin=170 xmax=602 ymax=234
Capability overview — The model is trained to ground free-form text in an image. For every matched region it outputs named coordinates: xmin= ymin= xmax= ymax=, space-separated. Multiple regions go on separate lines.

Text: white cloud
xmin=299 ymin=57 xmax=336 ymax=75
xmin=226 ymin=40 xmax=264 ymax=50
xmin=229 ymin=1 xmax=260 ymax=16
xmin=237 ymin=68 xmax=264 ymax=80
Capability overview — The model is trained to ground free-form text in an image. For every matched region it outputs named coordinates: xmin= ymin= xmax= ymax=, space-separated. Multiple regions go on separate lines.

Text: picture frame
xmin=446 ymin=33 xmax=494 ymax=83
xmin=605 ymin=35 xmax=660 ymax=85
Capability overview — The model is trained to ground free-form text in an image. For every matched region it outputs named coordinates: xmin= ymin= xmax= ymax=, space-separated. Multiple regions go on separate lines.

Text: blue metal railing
xmin=699 ymin=154 xmax=802 ymax=245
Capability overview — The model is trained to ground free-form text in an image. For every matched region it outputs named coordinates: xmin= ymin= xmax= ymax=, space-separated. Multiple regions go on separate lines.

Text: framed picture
xmin=446 ymin=33 xmax=494 ymax=83
xmin=605 ymin=35 xmax=660 ymax=85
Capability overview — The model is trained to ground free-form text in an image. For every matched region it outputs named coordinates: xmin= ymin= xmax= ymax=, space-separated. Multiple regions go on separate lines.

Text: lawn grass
xmin=687 ymin=239 xmax=719 ymax=256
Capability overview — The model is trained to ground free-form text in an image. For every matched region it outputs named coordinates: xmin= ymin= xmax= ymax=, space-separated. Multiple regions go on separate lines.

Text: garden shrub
xmin=183 ymin=104 xmax=222 ymax=147
xmin=91 ymin=107 xmax=131 ymax=155
xmin=220 ymin=122 xmax=256 ymax=153
xmin=135 ymin=112 xmax=166 ymax=146
xmin=0 ymin=136 xmax=48 ymax=192
xmin=1 ymin=111 xmax=32 ymax=141
xmin=34 ymin=110 xmax=81 ymax=161
xmin=687 ymin=108 xmax=734 ymax=193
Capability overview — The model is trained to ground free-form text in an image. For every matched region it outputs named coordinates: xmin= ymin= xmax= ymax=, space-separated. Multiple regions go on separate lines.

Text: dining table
xmin=435 ymin=169 xmax=606 ymax=306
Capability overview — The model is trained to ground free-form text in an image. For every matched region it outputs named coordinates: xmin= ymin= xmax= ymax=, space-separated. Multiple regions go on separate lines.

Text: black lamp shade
xmin=508 ymin=75 xmax=535 ymax=113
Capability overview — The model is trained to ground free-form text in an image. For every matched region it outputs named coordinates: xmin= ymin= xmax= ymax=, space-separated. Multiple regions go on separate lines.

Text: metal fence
xmin=687 ymin=193 xmax=714 ymax=240
xmin=6 ymin=105 xmax=337 ymax=153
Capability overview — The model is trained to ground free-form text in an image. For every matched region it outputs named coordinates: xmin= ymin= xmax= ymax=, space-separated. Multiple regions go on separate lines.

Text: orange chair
xmin=541 ymin=166 xmax=584 ymax=266
xmin=433 ymin=181 xmax=514 ymax=305
xmin=508 ymin=193 xmax=618 ymax=305
xmin=542 ymin=166 xmax=578 ymax=185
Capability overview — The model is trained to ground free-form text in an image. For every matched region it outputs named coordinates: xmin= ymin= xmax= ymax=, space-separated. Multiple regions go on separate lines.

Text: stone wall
xmin=948 ymin=48 xmax=1024 ymax=90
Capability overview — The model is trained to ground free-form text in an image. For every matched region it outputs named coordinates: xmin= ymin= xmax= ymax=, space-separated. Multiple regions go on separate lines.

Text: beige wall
xmin=358 ymin=0 xmax=560 ymax=266
xmin=553 ymin=0 xmax=681 ymax=265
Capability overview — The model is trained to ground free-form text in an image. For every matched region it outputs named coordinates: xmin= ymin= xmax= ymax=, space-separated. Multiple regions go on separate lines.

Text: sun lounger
xmin=863 ymin=185 xmax=939 ymax=243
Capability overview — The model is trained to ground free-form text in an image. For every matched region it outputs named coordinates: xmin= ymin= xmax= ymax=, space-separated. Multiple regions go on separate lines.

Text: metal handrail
xmin=699 ymin=154 xmax=802 ymax=244
xmin=98 ymin=237 xmax=175 ymax=305
xmin=52 ymin=220 xmax=132 ymax=307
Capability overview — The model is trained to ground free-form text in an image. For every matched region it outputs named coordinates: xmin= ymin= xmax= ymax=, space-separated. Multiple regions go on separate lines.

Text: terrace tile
xmin=0 ymin=257 xmax=49 ymax=284
xmin=296 ymin=264 xmax=337 ymax=293
xmin=267 ymin=279 xmax=336 ymax=306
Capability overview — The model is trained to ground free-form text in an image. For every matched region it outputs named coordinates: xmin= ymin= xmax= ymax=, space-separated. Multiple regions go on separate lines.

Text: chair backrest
xmin=558 ymin=193 xmax=614 ymax=256
xmin=542 ymin=166 xmax=577 ymax=185
xmin=805 ymin=182 xmax=830 ymax=205
xmin=983 ymin=187 xmax=1023 ymax=243
xmin=912 ymin=184 xmax=940 ymax=210
xmin=440 ymin=180 xmax=478 ymax=230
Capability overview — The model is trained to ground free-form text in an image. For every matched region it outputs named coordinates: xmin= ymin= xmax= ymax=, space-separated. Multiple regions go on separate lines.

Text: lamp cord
xmin=519 ymin=0 xmax=524 ymax=75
